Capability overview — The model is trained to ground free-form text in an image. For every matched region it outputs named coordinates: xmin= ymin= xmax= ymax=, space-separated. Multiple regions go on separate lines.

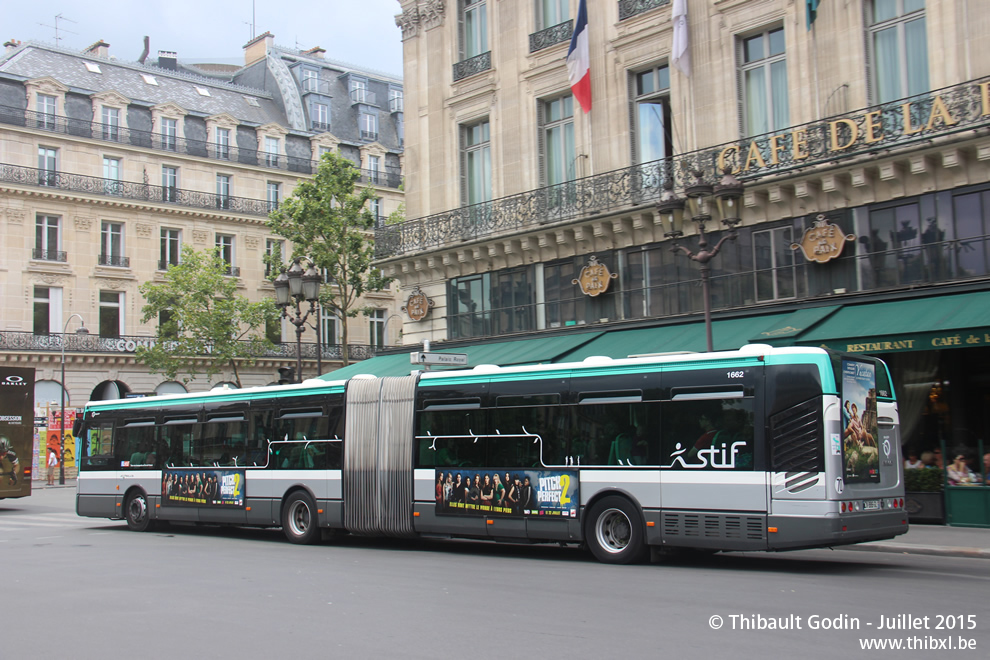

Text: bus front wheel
xmin=585 ymin=496 xmax=647 ymax=564
xmin=282 ymin=491 xmax=320 ymax=545
xmin=124 ymin=491 xmax=154 ymax=532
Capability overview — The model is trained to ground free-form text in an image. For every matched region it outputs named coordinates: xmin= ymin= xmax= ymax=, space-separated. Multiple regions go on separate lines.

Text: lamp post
xmin=657 ymin=169 xmax=744 ymax=353
xmin=60 ymin=314 xmax=89 ymax=485
xmin=273 ymin=257 xmax=321 ymax=383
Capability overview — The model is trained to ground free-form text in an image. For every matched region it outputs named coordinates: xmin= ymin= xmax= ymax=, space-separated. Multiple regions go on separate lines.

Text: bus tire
xmin=124 ymin=491 xmax=154 ymax=532
xmin=282 ymin=491 xmax=320 ymax=545
xmin=585 ymin=496 xmax=648 ymax=564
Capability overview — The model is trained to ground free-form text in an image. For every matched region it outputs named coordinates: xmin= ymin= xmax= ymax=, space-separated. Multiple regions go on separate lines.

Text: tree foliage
xmin=267 ymin=151 xmax=391 ymax=364
xmin=137 ymin=246 xmax=279 ymax=388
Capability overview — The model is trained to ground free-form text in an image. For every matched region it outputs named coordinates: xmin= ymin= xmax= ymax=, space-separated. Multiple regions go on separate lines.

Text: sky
xmin=6 ymin=0 xmax=405 ymax=78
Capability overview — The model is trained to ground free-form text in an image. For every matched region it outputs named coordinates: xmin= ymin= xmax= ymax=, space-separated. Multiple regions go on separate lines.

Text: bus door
xmin=115 ymin=417 xmax=161 ymax=516
xmin=659 ymin=366 xmax=766 ymax=547
xmin=77 ymin=418 xmax=118 ymax=518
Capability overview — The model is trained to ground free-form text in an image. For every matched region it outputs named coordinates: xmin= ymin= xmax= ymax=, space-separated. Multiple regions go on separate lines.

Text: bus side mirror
xmin=72 ymin=418 xmax=83 ymax=438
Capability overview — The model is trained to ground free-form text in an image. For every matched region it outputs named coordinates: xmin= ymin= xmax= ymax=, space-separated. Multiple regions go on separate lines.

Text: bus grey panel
xmin=660 ymin=472 xmax=767 ymax=512
xmin=75 ymin=493 xmax=117 ymax=518
xmin=661 ymin=510 xmax=768 ymax=550
xmin=578 ymin=470 xmax=660 ymax=509
xmin=770 ymin=471 xmax=826 ymax=500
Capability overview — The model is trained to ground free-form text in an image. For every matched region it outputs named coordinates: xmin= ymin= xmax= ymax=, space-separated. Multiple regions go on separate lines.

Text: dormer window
xmin=141 ymin=74 xmax=158 ymax=85
xmin=195 ymin=86 xmax=211 ymax=97
xmin=84 ymin=61 xmax=102 ymax=74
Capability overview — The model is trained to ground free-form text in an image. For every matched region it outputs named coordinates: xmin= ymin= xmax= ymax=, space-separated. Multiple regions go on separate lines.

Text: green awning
xmin=562 ymin=312 xmax=796 ymax=361
xmin=794 ymin=291 xmax=990 ymax=353
xmin=751 ymin=305 xmax=841 ymax=344
xmin=318 ymin=331 xmax=603 ymax=380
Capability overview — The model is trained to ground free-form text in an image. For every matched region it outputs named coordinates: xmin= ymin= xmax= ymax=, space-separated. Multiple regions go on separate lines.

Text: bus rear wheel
xmin=125 ymin=491 xmax=154 ymax=532
xmin=282 ymin=491 xmax=320 ymax=545
xmin=586 ymin=496 xmax=647 ymax=564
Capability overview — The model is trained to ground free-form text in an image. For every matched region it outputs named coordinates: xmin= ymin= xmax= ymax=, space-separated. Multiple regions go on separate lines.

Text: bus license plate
xmin=863 ymin=499 xmax=881 ymax=510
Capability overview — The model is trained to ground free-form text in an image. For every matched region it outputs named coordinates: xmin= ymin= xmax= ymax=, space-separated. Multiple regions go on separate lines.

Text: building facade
xmin=381 ymin=1 xmax=990 ymax=524
xmin=0 ymin=35 xmax=404 ymax=420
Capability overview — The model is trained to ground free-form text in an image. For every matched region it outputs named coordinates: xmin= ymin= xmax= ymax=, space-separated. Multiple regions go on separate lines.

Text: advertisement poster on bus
xmin=434 ymin=468 xmax=579 ymax=519
xmin=0 ymin=367 xmax=35 ymax=498
xmin=162 ymin=468 xmax=246 ymax=508
xmin=841 ymin=359 xmax=880 ymax=483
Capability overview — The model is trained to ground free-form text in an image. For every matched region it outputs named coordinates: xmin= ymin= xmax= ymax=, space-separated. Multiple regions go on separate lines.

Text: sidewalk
xmin=837 ymin=524 xmax=990 ymax=559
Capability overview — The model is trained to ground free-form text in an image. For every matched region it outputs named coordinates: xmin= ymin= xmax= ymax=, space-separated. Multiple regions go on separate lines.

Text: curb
xmin=838 ymin=543 xmax=990 ymax=560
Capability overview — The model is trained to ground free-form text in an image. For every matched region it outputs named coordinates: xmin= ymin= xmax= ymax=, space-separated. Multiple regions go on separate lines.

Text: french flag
xmin=567 ymin=0 xmax=591 ymax=113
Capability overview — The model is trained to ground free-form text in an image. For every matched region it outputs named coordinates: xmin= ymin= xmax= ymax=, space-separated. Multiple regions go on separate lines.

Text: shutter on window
xmin=457 ymin=0 xmax=466 ymax=60
xmin=459 ymin=125 xmax=468 ymax=206
xmin=628 ymin=73 xmax=639 ymax=164
xmin=536 ymin=100 xmax=546 ymax=188
xmin=735 ymin=39 xmax=746 ymax=137
xmin=862 ymin=4 xmax=875 ymax=106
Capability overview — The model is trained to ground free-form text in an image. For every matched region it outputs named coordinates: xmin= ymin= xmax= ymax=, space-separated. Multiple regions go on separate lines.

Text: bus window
xmin=161 ymin=418 xmax=200 ymax=467
xmin=81 ymin=421 xmax=114 ymax=469
xmin=660 ymin=398 xmax=755 ymax=470
xmin=491 ymin=404 xmax=563 ymax=466
xmin=573 ymin=401 xmax=660 ymax=466
xmin=415 ymin=403 xmax=484 ymax=469
xmin=115 ymin=420 xmax=156 ymax=468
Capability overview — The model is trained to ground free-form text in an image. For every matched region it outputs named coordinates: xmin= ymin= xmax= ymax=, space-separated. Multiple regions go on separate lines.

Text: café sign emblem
xmin=572 ymin=256 xmax=618 ymax=297
xmin=402 ymin=286 xmax=434 ymax=322
xmin=791 ymin=214 xmax=856 ymax=263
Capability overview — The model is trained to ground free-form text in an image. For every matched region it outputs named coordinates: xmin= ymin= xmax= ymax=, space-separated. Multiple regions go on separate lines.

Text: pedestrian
xmin=47 ymin=447 xmax=59 ymax=486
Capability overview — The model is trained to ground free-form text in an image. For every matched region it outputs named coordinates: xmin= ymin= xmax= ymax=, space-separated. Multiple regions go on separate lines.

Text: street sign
xmin=410 ymin=352 xmax=468 ymax=366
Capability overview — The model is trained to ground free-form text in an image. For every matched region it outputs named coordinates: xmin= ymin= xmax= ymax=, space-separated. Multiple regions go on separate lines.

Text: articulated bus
xmin=75 ymin=345 xmax=907 ymax=563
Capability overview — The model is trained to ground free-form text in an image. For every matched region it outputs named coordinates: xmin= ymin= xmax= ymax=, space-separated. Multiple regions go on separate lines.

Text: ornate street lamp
xmin=657 ymin=169 xmax=744 ymax=353
xmin=60 ymin=314 xmax=89 ymax=485
xmin=273 ymin=257 xmax=321 ymax=383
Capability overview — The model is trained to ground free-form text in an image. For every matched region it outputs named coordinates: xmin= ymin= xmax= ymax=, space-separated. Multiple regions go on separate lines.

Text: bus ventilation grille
xmin=784 ymin=471 xmax=821 ymax=493
xmin=662 ymin=512 xmax=765 ymax=541
xmin=769 ymin=397 xmax=824 ymax=472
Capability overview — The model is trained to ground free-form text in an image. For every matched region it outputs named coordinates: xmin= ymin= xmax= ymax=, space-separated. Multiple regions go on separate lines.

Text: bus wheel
xmin=125 ymin=491 xmax=153 ymax=532
xmin=282 ymin=491 xmax=320 ymax=545
xmin=586 ymin=496 xmax=647 ymax=564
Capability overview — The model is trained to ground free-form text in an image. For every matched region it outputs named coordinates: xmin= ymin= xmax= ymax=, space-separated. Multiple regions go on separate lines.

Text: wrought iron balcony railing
xmin=376 ymin=76 xmax=990 ymax=259
xmin=452 ymin=51 xmax=492 ymax=82
xmin=158 ymin=260 xmax=180 ymax=271
xmin=618 ymin=0 xmax=670 ymax=21
xmin=98 ymin=254 xmax=130 ymax=267
xmin=389 ymin=97 xmax=404 ymax=113
xmin=350 ymin=89 xmax=378 ymax=106
xmin=0 ymin=163 xmax=273 ymax=217
xmin=529 ymin=20 xmax=574 ymax=53
xmin=224 ymin=266 xmax=241 ymax=277
xmin=0 ymin=330 xmax=378 ymax=362
xmin=0 ymin=105 xmax=403 ymax=186
xmin=360 ymin=130 xmax=379 ymax=142
xmin=32 ymin=248 xmax=67 ymax=262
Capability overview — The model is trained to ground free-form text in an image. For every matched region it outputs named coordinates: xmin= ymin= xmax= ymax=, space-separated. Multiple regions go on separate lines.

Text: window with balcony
xmin=869 ymin=0 xmax=929 ymax=104
xmin=267 ymin=182 xmax=281 ymax=212
xmin=537 ymin=0 xmax=568 ymax=29
xmin=369 ymin=155 xmax=381 ymax=184
xmin=312 ymin=102 xmax=329 ymax=131
xmin=38 ymin=94 xmax=57 ymax=130
xmin=159 ymin=309 xmax=179 ymax=339
xmin=388 ymin=88 xmax=403 ymax=113
xmin=754 ymin=226 xmax=796 ymax=301
xmin=102 ymin=106 xmax=120 ymax=141
xmin=34 ymin=214 xmax=63 ymax=261
xmin=216 ymin=234 xmax=236 ymax=275
xmin=461 ymin=119 xmax=492 ymax=206
xmin=350 ymin=78 xmax=369 ymax=104
xmin=739 ymin=27 xmax=789 ymax=137
xmin=369 ymin=309 xmax=385 ymax=348
xmin=462 ymin=0 xmax=488 ymax=59
xmin=360 ymin=112 xmax=378 ymax=141
xmin=33 ymin=286 xmax=62 ymax=334
xmin=302 ymin=69 xmax=319 ymax=93
xmin=100 ymin=221 xmax=127 ymax=267
xmin=321 ymin=308 xmax=339 ymax=345
xmin=216 ymin=174 xmax=231 ymax=210
xmin=38 ymin=146 xmax=58 ymax=187
xmin=162 ymin=117 xmax=178 ymax=151
xmin=264 ymin=136 xmax=280 ymax=167
xmin=103 ymin=157 xmax=122 ymax=195
xmin=369 ymin=197 xmax=383 ymax=227
xmin=540 ymin=95 xmax=576 ymax=188
xmin=631 ymin=65 xmax=673 ymax=165
xmin=215 ymin=127 xmax=231 ymax=160
xmin=162 ymin=165 xmax=178 ymax=202
xmin=265 ymin=238 xmax=284 ymax=277
xmin=160 ymin=228 xmax=181 ymax=270
xmin=99 ymin=291 xmax=124 ymax=338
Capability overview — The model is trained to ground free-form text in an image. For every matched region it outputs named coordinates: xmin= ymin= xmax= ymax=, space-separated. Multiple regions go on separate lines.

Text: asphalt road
xmin=2 ymin=487 xmax=987 ymax=659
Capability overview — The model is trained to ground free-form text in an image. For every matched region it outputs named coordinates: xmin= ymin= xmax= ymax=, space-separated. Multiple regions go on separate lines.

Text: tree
xmin=268 ymin=151 xmax=391 ymax=365
xmin=137 ymin=246 xmax=280 ymax=388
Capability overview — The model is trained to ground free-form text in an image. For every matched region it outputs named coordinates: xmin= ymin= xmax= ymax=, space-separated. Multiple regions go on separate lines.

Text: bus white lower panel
xmin=578 ymin=469 xmax=660 ymax=509
xmin=661 ymin=471 xmax=767 ymax=512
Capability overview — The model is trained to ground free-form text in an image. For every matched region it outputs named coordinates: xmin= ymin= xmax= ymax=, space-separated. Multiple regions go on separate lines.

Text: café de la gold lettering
xmin=717 ymin=82 xmax=990 ymax=176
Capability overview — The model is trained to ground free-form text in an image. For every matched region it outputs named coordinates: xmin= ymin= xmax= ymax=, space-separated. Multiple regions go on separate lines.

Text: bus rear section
xmin=765 ymin=351 xmax=907 ymax=550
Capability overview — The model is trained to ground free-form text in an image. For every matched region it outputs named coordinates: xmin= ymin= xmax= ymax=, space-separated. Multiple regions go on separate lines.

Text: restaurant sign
xmin=791 ymin=214 xmax=856 ymax=263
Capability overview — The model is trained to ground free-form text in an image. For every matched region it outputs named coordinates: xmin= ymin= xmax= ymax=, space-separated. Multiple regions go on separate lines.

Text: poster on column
xmin=841 ymin=358 xmax=880 ymax=484
xmin=0 ymin=367 xmax=35 ymax=498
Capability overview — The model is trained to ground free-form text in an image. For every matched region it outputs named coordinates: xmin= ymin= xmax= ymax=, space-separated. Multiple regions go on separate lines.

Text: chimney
xmin=157 ymin=50 xmax=177 ymax=71
xmin=4 ymin=39 xmax=22 ymax=54
xmin=243 ymin=31 xmax=274 ymax=67
xmin=84 ymin=39 xmax=110 ymax=58
xmin=138 ymin=36 xmax=150 ymax=65
xmin=303 ymin=46 xmax=325 ymax=59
